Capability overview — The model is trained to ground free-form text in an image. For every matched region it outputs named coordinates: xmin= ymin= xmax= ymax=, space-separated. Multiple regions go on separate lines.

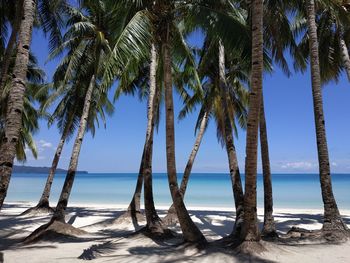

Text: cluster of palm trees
xmin=1 ymin=0 xmax=350 ymax=249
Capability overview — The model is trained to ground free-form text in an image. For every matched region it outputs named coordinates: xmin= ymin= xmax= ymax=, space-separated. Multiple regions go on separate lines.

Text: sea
xmin=6 ymin=173 xmax=350 ymax=210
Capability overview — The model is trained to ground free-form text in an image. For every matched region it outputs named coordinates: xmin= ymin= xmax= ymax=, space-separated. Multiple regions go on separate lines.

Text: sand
xmin=1 ymin=201 xmax=350 ymax=262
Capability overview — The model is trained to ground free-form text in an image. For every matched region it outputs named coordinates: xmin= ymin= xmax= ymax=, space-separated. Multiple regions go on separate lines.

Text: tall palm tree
xmin=259 ymin=94 xmax=276 ymax=237
xmin=157 ymin=0 xmax=206 ymax=244
xmin=241 ymin=0 xmax=264 ymax=245
xmin=0 ymin=0 xmax=67 ymax=211
xmin=141 ymin=43 xmax=172 ymax=236
xmin=22 ymin=62 xmax=114 ymax=215
xmin=0 ymin=0 xmax=37 ymax=210
xmin=24 ymin=0 xmax=152 ymax=242
xmin=218 ymin=40 xmax=246 ymax=237
xmin=107 ymin=1 xmax=206 ymax=241
xmin=305 ymin=0 xmax=348 ymax=233
xmin=163 ymin=36 xmax=249 ymax=235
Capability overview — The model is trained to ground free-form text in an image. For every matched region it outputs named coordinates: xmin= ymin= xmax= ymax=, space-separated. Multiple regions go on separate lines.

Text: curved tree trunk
xmin=162 ymin=23 xmax=206 ymax=244
xmin=21 ymin=129 xmax=69 ymax=215
xmin=306 ymin=0 xmax=347 ymax=232
xmin=143 ymin=43 xmax=169 ymax=235
xmin=259 ymin=94 xmax=276 ymax=237
xmin=164 ymin=110 xmax=209 ymax=224
xmin=126 ymin=150 xmax=144 ymax=214
xmin=338 ymin=27 xmax=350 ymax=82
xmin=0 ymin=0 xmax=36 ymax=211
xmin=0 ymin=0 xmax=23 ymax=95
xmin=240 ymin=0 xmax=263 ymax=244
xmin=52 ymin=75 xmax=95 ymax=222
xmin=37 ymin=130 xmax=68 ymax=208
xmin=218 ymin=41 xmax=245 ymax=237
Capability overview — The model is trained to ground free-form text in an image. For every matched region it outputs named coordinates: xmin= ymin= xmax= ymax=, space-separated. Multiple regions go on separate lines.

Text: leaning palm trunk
xmin=23 ymin=76 xmax=95 ymax=243
xmin=38 ymin=133 xmax=67 ymax=208
xmin=240 ymin=0 xmax=263 ymax=245
xmin=143 ymin=43 xmax=169 ymax=236
xmin=218 ymin=41 xmax=244 ymax=237
xmin=338 ymin=27 xmax=350 ymax=82
xmin=259 ymin=94 xmax=276 ymax=237
xmin=125 ymin=150 xmax=144 ymax=216
xmin=37 ymin=129 xmax=69 ymax=209
xmin=53 ymin=75 xmax=96 ymax=222
xmin=163 ymin=110 xmax=209 ymax=225
xmin=0 ymin=0 xmax=23 ymax=95
xmin=306 ymin=0 xmax=347 ymax=232
xmin=162 ymin=25 xmax=206 ymax=244
xmin=0 ymin=0 xmax=36 ymax=210
xmin=22 ymin=129 xmax=69 ymax=215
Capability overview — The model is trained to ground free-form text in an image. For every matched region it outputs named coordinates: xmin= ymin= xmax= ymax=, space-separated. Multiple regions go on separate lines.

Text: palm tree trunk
xmin=37 ymin=130 xmax=68 ymax=208
xmin=338 ymin=27 xmax=350 ymax=82
xmin=259 ymin=93 xmax=276 ymax=237
xmin=0 ymin=0 xmax=36 ymax=210
xmin=164 ymin=110 xmax=209 ymax=223
xmin=52 ymin=74 xmax=95 ymax=222
xmin=127 ymin=150 xmax=144 ymax=214
xmin=241 ymin=0 xmax=263 ymax=243
xmin=0 ymin=0 xmax=23 ymax=95
xmin=143 ymin=43 xmax=167 ymax=234
xmin=162 ymin=24 xmax=206 ymax=244
xmin=218 ymin=41 xmax=245 ymax=237
xmin=179 ymin=112 xmax=208 ymax=196
xmin=306 ymin=0 xmax=347 ymax=232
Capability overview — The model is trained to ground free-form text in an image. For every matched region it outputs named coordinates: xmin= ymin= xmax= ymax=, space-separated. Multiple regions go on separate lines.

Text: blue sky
xmin=18 ymin=27 xmax=350 ymax=174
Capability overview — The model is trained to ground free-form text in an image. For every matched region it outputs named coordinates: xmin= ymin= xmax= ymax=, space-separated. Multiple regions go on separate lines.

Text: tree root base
xmin=113 ymin=210 xmax=145 ymax=225
xmin=261 ymin=230 xmax=279 ymax=240
xmin=20 ymin=204 xmax=55 ymax=216
xmin=285 ymin=227 xmax=350 ymax=243
xmin=163 ymin=212 xmax=178 ymax=226
xmin=137 ymin=225 xmax=175 ymax=240
xmin=236 ymin=240 xmax=266 ymax=254
xmin=23 ymin=220 xmax=87 ymax=244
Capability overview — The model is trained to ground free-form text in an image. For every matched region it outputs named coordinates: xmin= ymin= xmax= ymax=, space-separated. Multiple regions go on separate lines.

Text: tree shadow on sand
xmin=78 ymin=235 xmax=276 ymax=263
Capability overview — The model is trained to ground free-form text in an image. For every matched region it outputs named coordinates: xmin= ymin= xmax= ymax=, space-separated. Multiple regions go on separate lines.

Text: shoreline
xmin=1 ymin=202 xmax=350 ymax=262
xmin=5 ymin=200 xmax=350 ymax=215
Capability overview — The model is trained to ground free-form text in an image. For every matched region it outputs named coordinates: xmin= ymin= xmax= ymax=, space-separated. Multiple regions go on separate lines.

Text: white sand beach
xmin=1 ymin=202 xmax=350 ymax=263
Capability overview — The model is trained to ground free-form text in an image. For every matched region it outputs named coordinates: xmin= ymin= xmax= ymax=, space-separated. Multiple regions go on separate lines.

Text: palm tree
xmin=156 ymin=0 xmax=206 ymax=244
xmin=0 ymin=0 xmax=67 ymax=211
xmin=304 ymin=0 xmax=348 ymax=233
xmin=22 ymin=62 xmax=114 ymax=215
xmin=0 ymin=0 xmax=37 ymax=210
xmin=163 ymin=35 xmax=249 ymax=237
xmin=141 ymin=43 xmax=173 ymax=236
xmin=163 ymin=109 xmax=209 ymax=226
xmin=24 ymin=0 xmax=151 ymax=242
xmin=240 ymin=0 xmax=264 ymax=246
xmin=106 ymin=0 xmax=206 ymax=241
xmin=218 ymin=40 xmax=246 ymax=237
xmin=259 ymin=94 xmax=276 ymax=237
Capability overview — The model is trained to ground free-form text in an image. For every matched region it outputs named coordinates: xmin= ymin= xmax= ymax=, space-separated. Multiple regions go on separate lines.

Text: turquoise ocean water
xmin=6 ymin=173 xmax=350 ymax=209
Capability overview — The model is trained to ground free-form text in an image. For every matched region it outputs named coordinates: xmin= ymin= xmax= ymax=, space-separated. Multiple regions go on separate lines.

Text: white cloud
xmin=280 ymin=161 xmax=317 ymax=170
xmin=38 ymin=140 xmax=53 ymax=149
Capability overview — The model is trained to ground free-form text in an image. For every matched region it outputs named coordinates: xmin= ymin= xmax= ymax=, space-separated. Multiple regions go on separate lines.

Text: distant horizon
xmin=13 ymin=166 xmax=350 ymax=175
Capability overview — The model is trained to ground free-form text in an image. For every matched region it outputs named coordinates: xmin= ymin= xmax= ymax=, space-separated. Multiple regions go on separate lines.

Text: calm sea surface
xmin=6 ymin=173 xmax=350 ymax=209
